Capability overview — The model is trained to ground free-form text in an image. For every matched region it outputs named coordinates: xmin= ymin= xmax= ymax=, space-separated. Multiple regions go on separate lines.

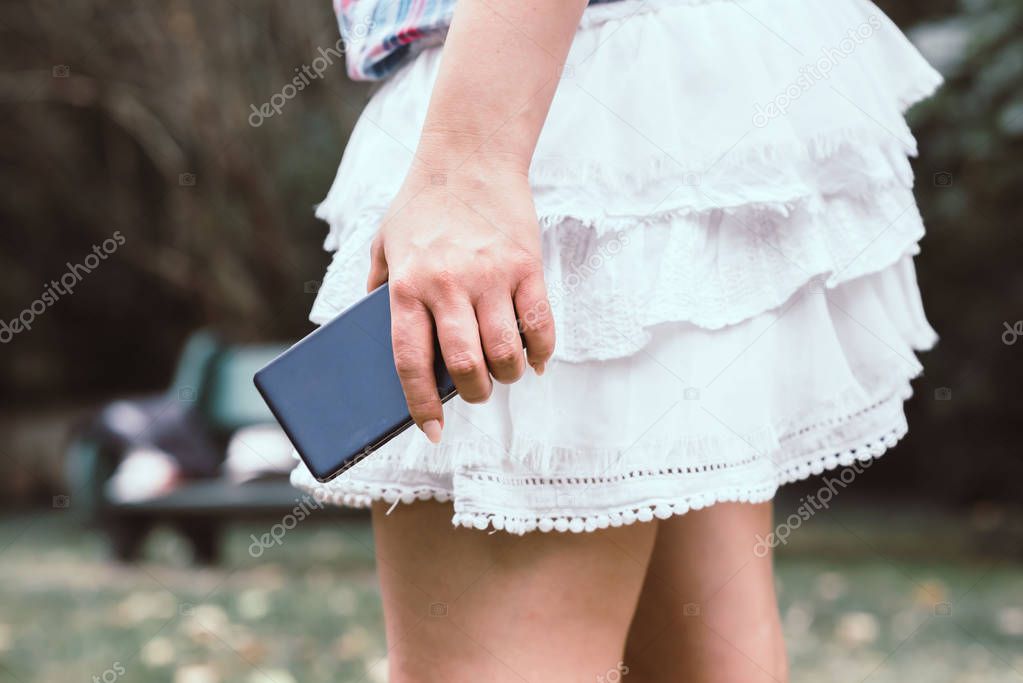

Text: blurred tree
xmin=890 ymin=0 xmax=1023 ymax=503
xmin=0 ymin=0 xmax=368 ymax=402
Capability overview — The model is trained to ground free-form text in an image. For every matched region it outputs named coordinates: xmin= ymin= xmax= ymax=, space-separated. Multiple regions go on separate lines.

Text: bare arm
xmin=368 ymin=0 xmax=588 ymax=442
xmin=415 ymin=0 xmax=589 ymax=176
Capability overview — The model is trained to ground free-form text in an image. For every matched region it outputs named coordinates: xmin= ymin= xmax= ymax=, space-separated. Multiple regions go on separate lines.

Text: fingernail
xmin=422 ymin=419 xmax=442 ymax=444
xmin=532 ymin=362 xmax=546 ymax=376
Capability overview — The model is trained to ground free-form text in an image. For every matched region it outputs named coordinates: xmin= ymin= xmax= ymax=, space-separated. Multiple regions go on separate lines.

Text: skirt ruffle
xmin=311 ymin=0 xmax=941 ymax=361
xmin=295 ymin=256 xmax=935 ymax=534
xmin=295 ymin=0 xmax=942 ymax=533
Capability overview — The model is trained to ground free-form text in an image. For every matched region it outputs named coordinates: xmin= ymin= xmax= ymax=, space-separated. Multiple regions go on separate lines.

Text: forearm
xmin=376 ymin=1 xmax=575 ymax=431
xmin=413 ymin=0 xmax=589 ymax=177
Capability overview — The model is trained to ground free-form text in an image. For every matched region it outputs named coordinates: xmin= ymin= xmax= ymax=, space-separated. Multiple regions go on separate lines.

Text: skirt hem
xmin=293 ymin=421 xmax=906 ymax=535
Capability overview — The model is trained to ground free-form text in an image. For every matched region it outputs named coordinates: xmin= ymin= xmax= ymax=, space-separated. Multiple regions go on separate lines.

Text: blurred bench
xmin=65 ymin=331 xmax=355 ymax=564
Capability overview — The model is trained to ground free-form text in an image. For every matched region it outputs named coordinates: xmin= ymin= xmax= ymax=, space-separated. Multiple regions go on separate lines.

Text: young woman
xmin=294 ymin=0 xmax=942 ymax=679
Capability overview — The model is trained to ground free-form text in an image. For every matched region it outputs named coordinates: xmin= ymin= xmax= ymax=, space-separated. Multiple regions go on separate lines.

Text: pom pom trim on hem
xmin=299 ymin=423 xmax=906 ymax=535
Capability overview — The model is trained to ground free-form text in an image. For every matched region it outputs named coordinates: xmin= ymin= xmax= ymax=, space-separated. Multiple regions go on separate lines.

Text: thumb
xmin=366 ymin=236 xmax=389 ymax=292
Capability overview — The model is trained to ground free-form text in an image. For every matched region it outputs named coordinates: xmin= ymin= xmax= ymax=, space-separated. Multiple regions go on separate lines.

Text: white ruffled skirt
xmin=292 ymin=0 xmax=943 ymax=534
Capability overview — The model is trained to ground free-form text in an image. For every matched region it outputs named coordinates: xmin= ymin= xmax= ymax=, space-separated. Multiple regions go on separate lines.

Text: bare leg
xmin=624 ymin=502 xmax=788 ymax=683
xmin=370 ymin=500 xmax=658 ymax=683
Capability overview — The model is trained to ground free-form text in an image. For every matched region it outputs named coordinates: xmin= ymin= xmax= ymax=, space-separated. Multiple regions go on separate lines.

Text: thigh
xmin=371 ymin=500 xmax=658 ymax=683
xmin=624 ymin=502 xmax=787 ymax=683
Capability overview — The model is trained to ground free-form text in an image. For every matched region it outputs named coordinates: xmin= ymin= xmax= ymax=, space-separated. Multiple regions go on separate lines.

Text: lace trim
xmin=296 ymin=422 xmax=907 ymax=535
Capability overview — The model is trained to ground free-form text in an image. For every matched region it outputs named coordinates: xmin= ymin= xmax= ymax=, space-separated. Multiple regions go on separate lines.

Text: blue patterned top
xmin=335 ymin=0 xmax=620 ymax=80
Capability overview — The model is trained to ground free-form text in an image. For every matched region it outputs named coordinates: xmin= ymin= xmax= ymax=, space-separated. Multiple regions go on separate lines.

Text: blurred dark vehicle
xmin=65 ymin=330 xmax=306 ymax=563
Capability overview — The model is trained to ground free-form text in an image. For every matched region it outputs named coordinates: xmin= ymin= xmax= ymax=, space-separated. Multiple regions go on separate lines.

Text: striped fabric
xmin=335 ymin=0 xmax=619 ymax=81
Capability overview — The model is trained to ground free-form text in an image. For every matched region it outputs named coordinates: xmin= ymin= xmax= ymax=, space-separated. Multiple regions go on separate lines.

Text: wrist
xmin=414 ymin=123 xmax=534 ymax=179
xmin=407 ymin=138 xmax=532 ymax=193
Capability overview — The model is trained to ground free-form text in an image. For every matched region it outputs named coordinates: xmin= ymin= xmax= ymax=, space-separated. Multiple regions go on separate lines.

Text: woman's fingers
xmin=388 ymin=259 xmax=552 ymax=443
xmin=476 ymin=290 xmax=526 ymax=384
xmin=432 ymin=296 xmax=493 ymax=404
xmin=514 ymin=269 xmax=556 ymax=374
xmin=389 ymin=282 xmax=444 ymax=442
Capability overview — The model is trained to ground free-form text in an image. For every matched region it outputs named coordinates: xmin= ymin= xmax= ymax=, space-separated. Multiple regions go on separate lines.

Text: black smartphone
xmin=254 ymin=283 xmax=457 ymax=482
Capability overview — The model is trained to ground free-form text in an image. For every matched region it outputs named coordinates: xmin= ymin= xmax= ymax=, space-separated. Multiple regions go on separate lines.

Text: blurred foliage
xmin=875 ymin=0 xmax=1023 ymax=504
xmin=0 ymin=0 xmax=1021 ymax=504
xmin=0 ymin=0 xmax=369 ymax=403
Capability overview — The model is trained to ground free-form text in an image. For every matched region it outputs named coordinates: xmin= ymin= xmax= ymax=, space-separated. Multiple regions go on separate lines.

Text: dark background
xmin=1 ymin=0 xmax=1021 ymax=506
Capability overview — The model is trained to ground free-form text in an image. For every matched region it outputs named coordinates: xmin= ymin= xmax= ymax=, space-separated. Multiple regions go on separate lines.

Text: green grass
xmin=1 ymin=512 xmax=1021 ymax=683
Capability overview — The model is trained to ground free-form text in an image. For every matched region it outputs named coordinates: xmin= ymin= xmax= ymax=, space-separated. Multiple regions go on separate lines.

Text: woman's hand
xmin=367 ymin=159 xmax=556 ymax=443
xmin=363 ymin=0 xmax=587 ymax=442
